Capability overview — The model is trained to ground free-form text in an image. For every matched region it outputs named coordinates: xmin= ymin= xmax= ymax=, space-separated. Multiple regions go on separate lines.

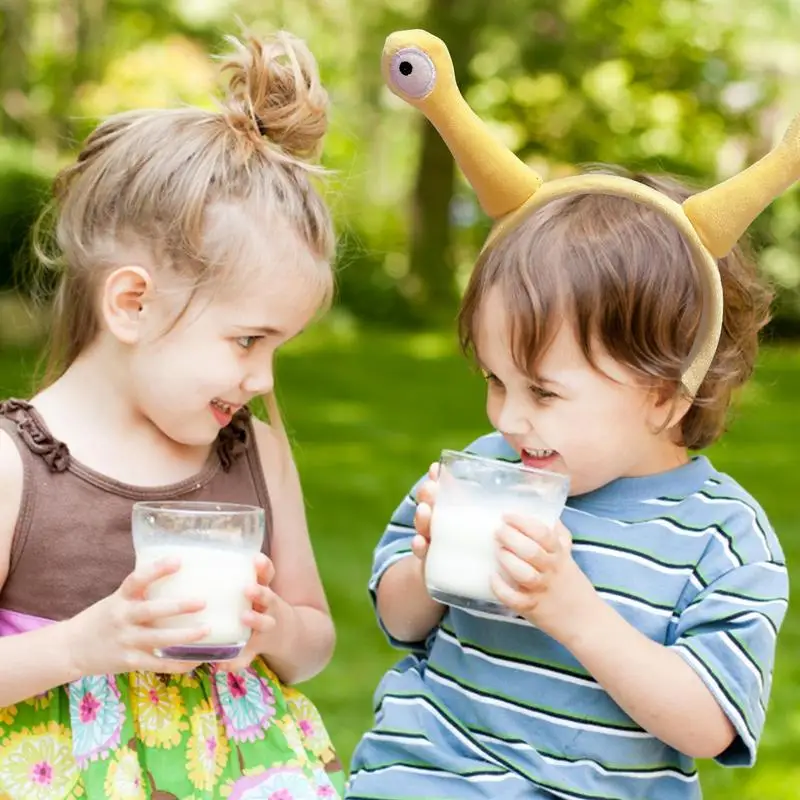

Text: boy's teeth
xmin=525 ymin=448 xmax=554 ymax=458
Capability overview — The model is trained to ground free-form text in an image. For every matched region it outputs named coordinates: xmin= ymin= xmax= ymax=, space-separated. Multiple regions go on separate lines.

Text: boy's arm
xmin=371 ymin=482 xmax=445 ymax=648
xmin=560 ymin=558 xmax=787 ymax=761
xmin=499 ymin=509 xmax=787 ymax=763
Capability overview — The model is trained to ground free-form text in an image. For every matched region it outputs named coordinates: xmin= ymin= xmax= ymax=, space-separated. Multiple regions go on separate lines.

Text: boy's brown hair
xmin=458 ymin=169 xmax=774 ymax=450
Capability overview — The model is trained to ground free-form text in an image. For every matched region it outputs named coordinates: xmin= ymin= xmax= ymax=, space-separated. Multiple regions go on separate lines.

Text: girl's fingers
xmin=121 ymin=558 xmax=180 ymax=599
xmin=127 ymin=598 xmax=205 ymax=625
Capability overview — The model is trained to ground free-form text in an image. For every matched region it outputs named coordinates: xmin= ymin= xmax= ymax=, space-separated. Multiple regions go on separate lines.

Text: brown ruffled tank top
xmin=0 ymin=399 xmax=272 ymax=626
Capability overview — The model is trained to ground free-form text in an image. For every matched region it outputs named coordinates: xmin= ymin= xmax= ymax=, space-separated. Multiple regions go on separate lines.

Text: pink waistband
xmin=0 ymin=608 xmax=54 ymax=636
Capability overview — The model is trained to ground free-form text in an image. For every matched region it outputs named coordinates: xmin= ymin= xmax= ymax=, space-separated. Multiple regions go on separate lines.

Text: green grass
xmin=1 ymin=328 xmax=798 ymax=798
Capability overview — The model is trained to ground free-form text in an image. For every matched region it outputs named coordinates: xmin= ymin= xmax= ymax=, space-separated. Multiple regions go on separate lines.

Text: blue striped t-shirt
xmin=347 ymin=432 xmax=788 ymax=800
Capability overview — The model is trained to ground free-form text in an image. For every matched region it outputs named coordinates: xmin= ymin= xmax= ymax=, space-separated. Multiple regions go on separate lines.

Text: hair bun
xmin=221 ymin=30 xmax=328 ymax=162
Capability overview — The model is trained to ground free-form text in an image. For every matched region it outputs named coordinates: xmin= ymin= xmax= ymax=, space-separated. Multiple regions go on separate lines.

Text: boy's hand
xmin=412 ymin=462 xmax=439 ymax=561
xmin=491 ymin=515 xmax=598 ymax=640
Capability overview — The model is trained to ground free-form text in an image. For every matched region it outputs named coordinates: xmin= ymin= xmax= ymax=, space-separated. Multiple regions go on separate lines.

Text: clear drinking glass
xmin=425 ymin=450 xmax=570 ymax=616
xmin=132 ymin=501 xmax=265 ymax=661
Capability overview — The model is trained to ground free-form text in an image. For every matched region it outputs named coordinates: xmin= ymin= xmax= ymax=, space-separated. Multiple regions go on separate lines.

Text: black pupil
xmin=399 ymin=61 xmax=413 ymax=76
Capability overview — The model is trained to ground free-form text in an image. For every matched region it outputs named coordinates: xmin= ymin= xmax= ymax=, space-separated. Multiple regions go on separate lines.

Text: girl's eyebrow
xmin=234 ymin=324 xmax=284 ymax=336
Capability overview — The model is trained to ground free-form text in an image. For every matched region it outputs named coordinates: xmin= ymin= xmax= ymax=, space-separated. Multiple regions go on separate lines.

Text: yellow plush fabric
xmin=683 ymin=115 xmax=800 ymax=257
xmin=381 ymin=29 xmax=799 ymax=397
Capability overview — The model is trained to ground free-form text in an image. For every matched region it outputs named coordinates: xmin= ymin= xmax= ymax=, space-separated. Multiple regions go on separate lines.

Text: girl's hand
xmin=65 ymin=558 xmax=208 ymax=676
xmin=412 ymin=462 xmax=440 ymax=561
xmin=219 ymin=553 xmax=279 ymax=672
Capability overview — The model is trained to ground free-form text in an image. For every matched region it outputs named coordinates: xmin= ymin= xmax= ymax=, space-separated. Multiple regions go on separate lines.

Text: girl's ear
xmin=101 ymin=266 xmax=154 ymax=344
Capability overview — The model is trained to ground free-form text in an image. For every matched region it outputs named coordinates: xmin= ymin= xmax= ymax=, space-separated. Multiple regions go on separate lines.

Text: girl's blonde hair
xmin=459 ymin=170 xmax=774 ymax=450
xmin=34 ymin=29 xmax=335 ymax=387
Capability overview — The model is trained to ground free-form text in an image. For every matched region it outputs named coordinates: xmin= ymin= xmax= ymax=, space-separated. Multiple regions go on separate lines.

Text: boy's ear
xmin=649 ymin=382 xmax=693 ymax=433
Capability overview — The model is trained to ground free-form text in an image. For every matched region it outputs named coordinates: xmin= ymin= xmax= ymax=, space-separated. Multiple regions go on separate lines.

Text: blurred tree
xmin=0 ymin=0 xmax=30 ymax=138
xmin=0 ymin=0 xmax=796 ymax=329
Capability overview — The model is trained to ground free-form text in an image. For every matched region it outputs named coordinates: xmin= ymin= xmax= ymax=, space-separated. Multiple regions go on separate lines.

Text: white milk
xmin=426 ymin=503 xmax=505 ymax=603
xmin=426 ymin=498 xmax=558 ymax=603
xmin=137 ymin=544 xmax=255 ymax=645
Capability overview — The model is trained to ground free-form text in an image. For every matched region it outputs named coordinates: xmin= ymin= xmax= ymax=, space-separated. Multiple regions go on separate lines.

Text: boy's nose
xmin=497 ymin=399 xmax=533 ymax=436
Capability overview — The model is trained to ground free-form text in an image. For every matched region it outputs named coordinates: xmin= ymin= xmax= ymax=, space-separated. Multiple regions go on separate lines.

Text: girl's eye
xmin=482 ymin=372 xmax=503 ymax=388
xmin=236 ymin=336 xmax=261 ymax=350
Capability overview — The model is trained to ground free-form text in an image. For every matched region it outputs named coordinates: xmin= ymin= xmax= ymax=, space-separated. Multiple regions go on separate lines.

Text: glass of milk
xmin=132 ymin=501 xmax=265 ymax=661
xmin=425 ymin=450 xmax=570 ymax=617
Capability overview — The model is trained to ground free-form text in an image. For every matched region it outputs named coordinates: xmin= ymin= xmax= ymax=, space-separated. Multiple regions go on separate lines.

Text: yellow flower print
xmin=130 ymin=672 xmax=188 ymax=748
xmin=283 ymin=690 xmax=336 ymax=763
xmin=0 ymin=704 xmax=17 ymax=734
xmin=0 ymin=721 xmax=79 ymax=800
xmin=255 ymin=659 xmax=281 ymax=685
xmin=186 ymin=700 xmax=230 ymax=792
xmin=180 ymin=671 xmax=201 ymax=690
xmin=275 ymin=714 xmax=310 ymax=768
xmin=25 ymin=691 xmax=53 ymax=712
xmin=103 ymin=747 xmax=146 ymax=800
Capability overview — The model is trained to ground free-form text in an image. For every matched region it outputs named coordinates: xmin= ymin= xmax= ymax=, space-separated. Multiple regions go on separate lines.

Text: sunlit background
xmin=1 ymin=1 xmax=798 ymax=796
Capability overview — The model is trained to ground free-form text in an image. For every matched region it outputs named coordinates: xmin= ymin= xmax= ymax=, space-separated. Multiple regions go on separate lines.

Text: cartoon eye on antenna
xmin=388 ymin=48 xmax=437 ymax=99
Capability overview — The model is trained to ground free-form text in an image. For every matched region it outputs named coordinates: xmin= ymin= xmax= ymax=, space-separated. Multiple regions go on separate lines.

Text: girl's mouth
xmin=210 ymin=398 xmax=238 ymax=426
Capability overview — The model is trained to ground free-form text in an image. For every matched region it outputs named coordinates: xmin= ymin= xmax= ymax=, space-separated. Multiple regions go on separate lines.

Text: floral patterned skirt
xmin=0 ymin=658 xmax=344 ymax=799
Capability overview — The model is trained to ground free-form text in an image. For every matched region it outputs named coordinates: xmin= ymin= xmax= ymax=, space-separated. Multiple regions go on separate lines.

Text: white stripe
xmin=719 ymin=633 xmax=764 ymax=695
xmin=643 ymin=491 xmax=773 ymax=560
xmin=672 ymin=645 xmax=756 ymax=755
xmin=473 ymin=734 xmax=699 ymax=783
xmin=351 ymin=762 xmax=584 ymax=800
xmin=380 ymin=696 xmax=506 ymax=767
xmin=686 ymin=494 xmax=771 ymax=559
xmin=698 ymin=592 xmax=788 ymax=612
xmin=597 ymin=591 xmax=673 ymax=619
xmin=436 ymin=628 xmax=603 ymax=690
xmin=457 ymin=592 xmax=672 ymax=624
xmin=371 ymin=550 xmax=413 ymax=589
xmin=572 ymin=543 xmax=693 ymax=578
xmin=351 ymin=763 xmax=521 ymax=784
xmin=569 ymin=506 xmax=741 ymax=569
xmin=387 ymin=522 xmax=415 ymax=534
xmin=360 ymin=731 xmax=435 ymax=748
xmin=425 ymin=671 xmax=654 ymax=739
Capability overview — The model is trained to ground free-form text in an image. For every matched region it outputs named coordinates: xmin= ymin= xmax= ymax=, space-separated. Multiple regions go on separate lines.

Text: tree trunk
xmin=0 ymin=0 xmax=30 ymax=138
xmin=407 ymin=0 xmax=487 ymax=322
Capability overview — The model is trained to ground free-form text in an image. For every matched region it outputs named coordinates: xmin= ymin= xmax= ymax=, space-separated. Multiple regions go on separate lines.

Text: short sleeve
xmin=669 ymin=560 xmax=789 ymax=766
xmin=368 ymin=472 xmax=428 ymax=651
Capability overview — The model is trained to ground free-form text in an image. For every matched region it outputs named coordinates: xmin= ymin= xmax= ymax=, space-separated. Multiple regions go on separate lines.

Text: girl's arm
xmin=0 ymin=431 xmax=82 ymax=706
xmin=250 ymin=410 xmax=335 ymax=685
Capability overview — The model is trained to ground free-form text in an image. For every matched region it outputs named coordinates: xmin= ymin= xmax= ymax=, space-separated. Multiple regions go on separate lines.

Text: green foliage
xmin=2 ymin=0 xmax=798 ymax=325
xmin=0 ymin=139 xmax=52 ymax=292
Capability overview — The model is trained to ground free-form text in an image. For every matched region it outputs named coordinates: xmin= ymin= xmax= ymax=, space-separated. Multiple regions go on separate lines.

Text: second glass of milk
xmin=425 ymin=450 xmax=569 ymax=617
xmin=132 ymin=501 xmax=265 ymax=661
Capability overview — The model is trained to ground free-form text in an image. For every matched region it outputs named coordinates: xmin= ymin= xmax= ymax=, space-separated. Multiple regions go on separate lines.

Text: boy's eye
xmin=236 ymin=336 xmax=262 ymax=350
xmin=482 ymin=372 xmax=504 ymax=388
xmin=529 ymin=384 xmax=558 ymax=401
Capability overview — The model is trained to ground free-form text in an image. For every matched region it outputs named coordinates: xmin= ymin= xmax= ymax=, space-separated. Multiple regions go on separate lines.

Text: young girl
xmin=0 ymin=29 xmax=344 ymax=799
xmin=346 ymin=30 xmax=794 ymax=799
